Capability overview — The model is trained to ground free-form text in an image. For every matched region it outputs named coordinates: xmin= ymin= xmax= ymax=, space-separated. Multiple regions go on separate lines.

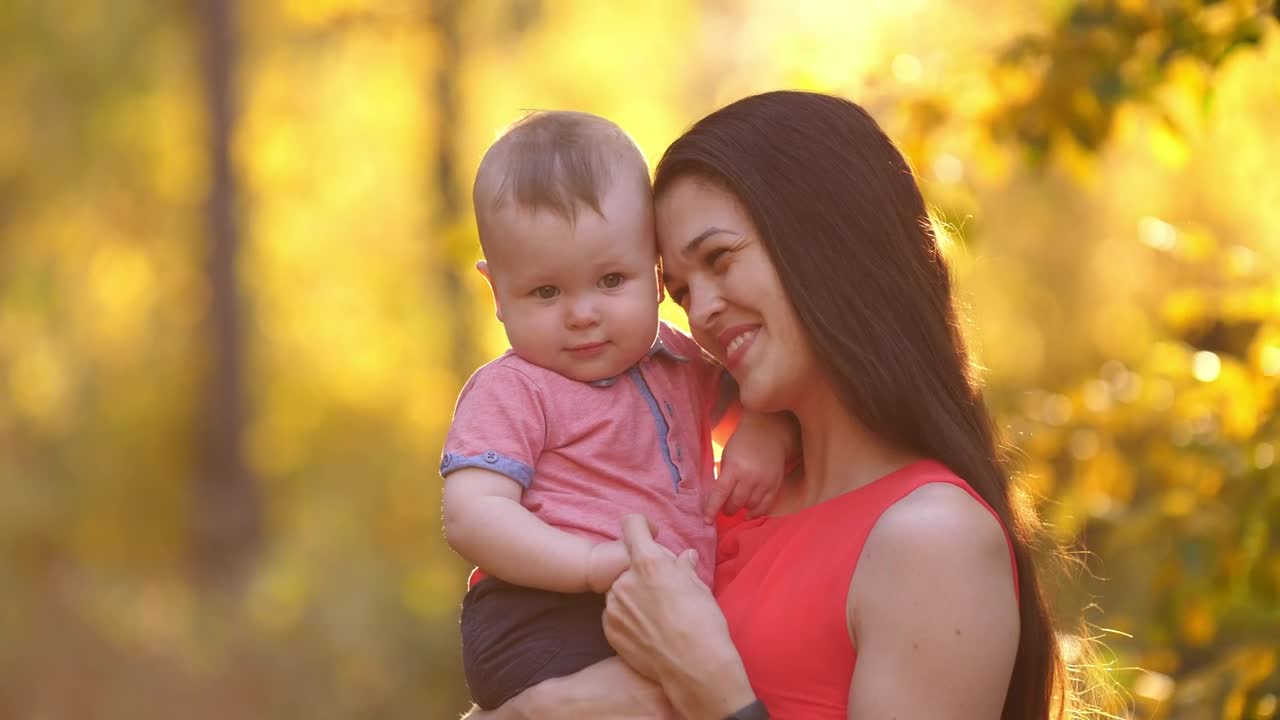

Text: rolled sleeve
xmin=441 ymin=364 xmax=547 ymax=489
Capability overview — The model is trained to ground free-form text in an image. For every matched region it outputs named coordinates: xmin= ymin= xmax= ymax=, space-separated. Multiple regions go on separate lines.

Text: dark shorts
xmin=461 ymin=576 xmax=616 ymax=710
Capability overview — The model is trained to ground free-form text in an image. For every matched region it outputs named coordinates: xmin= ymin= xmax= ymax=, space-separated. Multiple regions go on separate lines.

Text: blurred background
xmin=1 ymin=0 xmax=1278 ymax=717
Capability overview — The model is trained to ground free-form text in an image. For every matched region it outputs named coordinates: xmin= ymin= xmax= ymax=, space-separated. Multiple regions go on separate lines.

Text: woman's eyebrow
xmin=679 ymin=227 xmax=739 ymax=258
xmin=663 ymin=227 xmax=741 ymax=284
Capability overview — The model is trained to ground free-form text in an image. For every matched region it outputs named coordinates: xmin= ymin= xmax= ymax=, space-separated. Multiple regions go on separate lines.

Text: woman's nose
xmin=687 ymin=281 xmax=725 ymax=331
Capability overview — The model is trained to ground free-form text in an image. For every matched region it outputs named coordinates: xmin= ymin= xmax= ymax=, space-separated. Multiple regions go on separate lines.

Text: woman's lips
xmin=718 ymin=326 xmax=760 ymax=370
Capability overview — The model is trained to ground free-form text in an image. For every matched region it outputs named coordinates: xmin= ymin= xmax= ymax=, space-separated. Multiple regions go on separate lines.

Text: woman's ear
xmin=476 ymin=260 xmax=503 ymax=323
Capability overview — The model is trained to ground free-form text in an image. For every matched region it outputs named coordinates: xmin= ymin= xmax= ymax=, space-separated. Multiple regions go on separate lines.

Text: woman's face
xmin=656 ymin=176 xmax=819 ymax=412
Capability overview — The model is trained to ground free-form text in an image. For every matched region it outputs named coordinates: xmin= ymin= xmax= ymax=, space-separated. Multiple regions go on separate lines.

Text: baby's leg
xmin=461 ymin=577 xmax=615 ymax=710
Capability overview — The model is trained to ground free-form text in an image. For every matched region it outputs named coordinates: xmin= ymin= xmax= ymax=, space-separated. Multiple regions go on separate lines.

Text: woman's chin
xmin=737 ymin=376 xmax=787 ymax=414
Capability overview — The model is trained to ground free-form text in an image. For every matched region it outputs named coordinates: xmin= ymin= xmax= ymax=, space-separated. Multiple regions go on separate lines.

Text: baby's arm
xmin=442 ymin=364 xmax=630 ymax=594
xmin=702 ymin=374 xmax=800 ymax=521
xmin=708 ymin=409 xmax=799 ymax=520
xmin=443 ymin=468 xmax=629 ymax=593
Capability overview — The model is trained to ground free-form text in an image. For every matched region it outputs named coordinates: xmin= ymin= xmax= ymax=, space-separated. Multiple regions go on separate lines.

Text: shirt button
xmin=484 ymin=451 xmax=498 ymax=463
xmin=664 ymin=400 xmax=674 ymax=414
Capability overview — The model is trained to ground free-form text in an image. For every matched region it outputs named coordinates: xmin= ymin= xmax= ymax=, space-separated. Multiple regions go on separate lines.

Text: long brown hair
xmin=654 ymin=90 xmax=1066 ymax=719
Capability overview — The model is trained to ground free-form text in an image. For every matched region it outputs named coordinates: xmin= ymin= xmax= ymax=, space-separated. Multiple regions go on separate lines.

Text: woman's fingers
xmin=678 ymin=548 xmax=699 ymax=572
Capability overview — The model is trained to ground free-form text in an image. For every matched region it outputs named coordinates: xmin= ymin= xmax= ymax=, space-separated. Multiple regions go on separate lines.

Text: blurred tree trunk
xmin=430 ymin=0 xmax=482 ymax=380
xmin=194 ymin=0 xmax=261 ymax=590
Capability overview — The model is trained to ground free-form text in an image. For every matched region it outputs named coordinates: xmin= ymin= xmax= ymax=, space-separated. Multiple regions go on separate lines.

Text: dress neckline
xmin=732 ymin=458 xmax=949 ymax=529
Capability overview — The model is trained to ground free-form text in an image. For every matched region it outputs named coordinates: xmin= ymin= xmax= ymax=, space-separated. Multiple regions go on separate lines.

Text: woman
xmin=479 ymin=90 xmax=1069 ymax=719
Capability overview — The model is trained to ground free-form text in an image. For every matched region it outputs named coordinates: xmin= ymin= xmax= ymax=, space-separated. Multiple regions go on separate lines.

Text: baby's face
xmin=482 ymin=182 xmax=661 ymax=382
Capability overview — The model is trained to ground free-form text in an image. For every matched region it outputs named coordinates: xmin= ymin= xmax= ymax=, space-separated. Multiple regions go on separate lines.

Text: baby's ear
xmin=476 ymin=260 xmax=503 ymax=323
xmin=654 ymin=263 xmax=666 ymax=304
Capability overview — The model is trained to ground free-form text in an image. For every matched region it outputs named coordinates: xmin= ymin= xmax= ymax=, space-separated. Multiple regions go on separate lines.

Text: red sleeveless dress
xmin=713 ymin=460 xmax=1019 ymax=719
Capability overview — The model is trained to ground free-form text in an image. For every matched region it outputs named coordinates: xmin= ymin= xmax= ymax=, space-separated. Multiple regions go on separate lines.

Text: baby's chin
xmin=552 ymin=348 xmax=653 ymax=384
xmin=554 ymin=358 xmax=640 ymax=384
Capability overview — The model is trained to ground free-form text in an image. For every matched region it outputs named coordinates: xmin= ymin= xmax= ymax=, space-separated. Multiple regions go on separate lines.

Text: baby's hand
xmin=705 ymin=412 xmax=796 ymax=522
xmin=586 ymin=539 xmax=631 ymax=593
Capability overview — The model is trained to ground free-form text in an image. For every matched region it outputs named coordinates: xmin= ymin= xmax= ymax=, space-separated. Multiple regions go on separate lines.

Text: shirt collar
xmin=587 ymin=335 xmax=688 ymax=388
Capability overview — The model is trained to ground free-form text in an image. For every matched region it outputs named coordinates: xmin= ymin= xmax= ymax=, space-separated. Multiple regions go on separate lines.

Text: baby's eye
xmin=599 ymin=273 xmax=624 ymax=289
xmin=533 ymin=286 xmax=559 ymax=299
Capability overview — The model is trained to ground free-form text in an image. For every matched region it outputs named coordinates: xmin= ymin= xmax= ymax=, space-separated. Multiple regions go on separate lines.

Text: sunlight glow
xmin=892 ymin=53 xmax=923 ymax=83
xmin=1257 ymin=693 xmax=1277 ymax=720
xmin=1139 ymin=216 xmax=1177 ymax=251
xmin=1262 ymin=346 xmax=1280 ymax=377
xmin=1192 ymin=351 xmax=1221 ymax=382
xmin=1257 ymin=443 xmax=1276 ymax=470
xmin=932 ymin=153 xmax=964 ymax=184
xmin=1132 ymin=671 xmax=1175 ymax=702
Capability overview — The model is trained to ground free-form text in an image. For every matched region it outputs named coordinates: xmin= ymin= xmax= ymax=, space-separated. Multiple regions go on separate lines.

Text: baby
xmin=441 ymin=110 xmax=794 ymax=710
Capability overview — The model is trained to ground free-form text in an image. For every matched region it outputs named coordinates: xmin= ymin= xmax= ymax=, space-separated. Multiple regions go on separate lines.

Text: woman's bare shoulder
xmin=847 ymin=480 xmax=1020 ymax=668
xmin=850 ymin=481 xmax=1015 ymax=614
xmin=874 ymin=481 xmax=1008 ymax=554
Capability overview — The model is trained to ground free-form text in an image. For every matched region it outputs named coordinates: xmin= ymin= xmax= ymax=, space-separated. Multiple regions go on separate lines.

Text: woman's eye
xmin=599 ymin=273 xmax=624 ymax=289
xmin=533 ymin=286 xmax=559 ymax=299
xmin=669 ymin=288 xmax=689 ymax=307
xmin=707 ymin=249 xmax=729 ymax=269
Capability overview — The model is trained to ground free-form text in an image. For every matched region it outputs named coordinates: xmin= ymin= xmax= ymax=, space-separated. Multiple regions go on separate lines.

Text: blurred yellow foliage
xmin=1 ymin=1 xmax=1277 ymax=718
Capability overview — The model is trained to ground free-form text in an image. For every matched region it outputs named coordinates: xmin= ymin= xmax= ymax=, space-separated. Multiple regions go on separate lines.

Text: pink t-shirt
xmin=441 ymin=323 xmax=723 ymax=586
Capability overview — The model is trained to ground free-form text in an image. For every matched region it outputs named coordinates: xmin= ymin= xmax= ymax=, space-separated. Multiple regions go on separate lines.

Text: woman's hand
xmin=604 ymin=515 xmax=757 ymax=719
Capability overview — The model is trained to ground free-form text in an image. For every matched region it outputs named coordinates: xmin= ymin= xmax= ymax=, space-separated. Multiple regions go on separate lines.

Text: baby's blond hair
xmin=473 ymin=111 xmax=650 ymax=252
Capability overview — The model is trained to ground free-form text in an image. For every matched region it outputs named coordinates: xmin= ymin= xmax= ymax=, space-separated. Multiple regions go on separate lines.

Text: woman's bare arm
xmin=462 ymin=657 xmax=681 ymax=720
xmin=846 ymin=484 xmax=1019 ymax=719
